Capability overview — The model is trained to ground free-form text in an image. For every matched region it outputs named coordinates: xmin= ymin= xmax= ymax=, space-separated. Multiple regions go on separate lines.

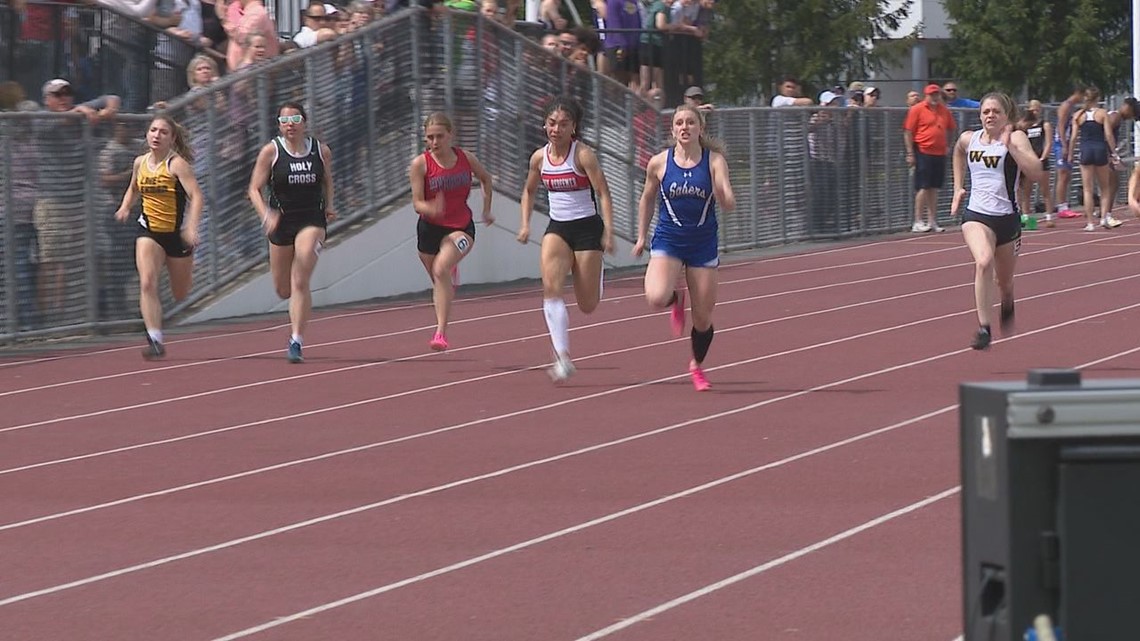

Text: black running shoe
xmin=142 ymin=336 xmax=166 ymax=360
xmin=1000 ymin=298 xmax=1015 ymax=333
xmin=971 ymin=327 xmax=992 ymax=351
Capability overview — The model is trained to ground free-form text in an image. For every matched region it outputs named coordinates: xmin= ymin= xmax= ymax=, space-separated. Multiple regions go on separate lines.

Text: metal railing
xmin=0 ymin=8 xmax=1132 ymax=343
xmin=0 ymin=0 xmax=206 ymax=111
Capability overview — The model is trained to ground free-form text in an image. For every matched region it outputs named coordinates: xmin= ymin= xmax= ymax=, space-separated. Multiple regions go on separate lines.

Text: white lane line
xmin=571 ymin=488 xmax=963 ymax=641
xmin=0 ymin=233 xmax=946 ymax=370
xmin=0 ymin=227 xmax=1093 ymax=393
xmin=4 ymin=260 xmax=1139 ymax=482
xmin=221 ymin=339 xmax=1140 ymax=640
xmin=0 ymin=242 xmax=968 ymax=396
xmin=6 ymin=254 xmax=1139 ymax=480
xmin=3 ymin=307 xmax=1139 ymax=612
xmin=3 ymin=235 xmax=1133 ymax=435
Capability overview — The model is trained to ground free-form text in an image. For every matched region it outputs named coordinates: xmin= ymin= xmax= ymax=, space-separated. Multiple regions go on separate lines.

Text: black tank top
xmin=268 ymin=136 xmax=326 ymax=217
xmin=1078 ymin=110 xmax=1106 ymax=148
xmin=1024 ymin=121 xmax=1045 ymax=155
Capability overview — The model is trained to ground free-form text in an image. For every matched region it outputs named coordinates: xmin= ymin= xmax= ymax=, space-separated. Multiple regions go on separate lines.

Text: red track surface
xmin=3 ymin=220 xmax=1140 ymax=641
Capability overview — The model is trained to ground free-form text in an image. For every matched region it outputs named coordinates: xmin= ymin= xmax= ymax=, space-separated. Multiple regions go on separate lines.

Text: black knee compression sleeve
xmin=691 ymin=325 xmax=714 ymax=363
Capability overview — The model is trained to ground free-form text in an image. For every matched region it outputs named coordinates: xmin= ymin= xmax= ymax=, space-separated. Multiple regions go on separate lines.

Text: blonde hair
xmin=150 ymin=115 xmax=194 ymax=163
xmin=671 ymin=104 xmax=724 ymax=154
xmin=979 ymin=92 xmax=1019 ymax=124
xmin=423 ymin=112 xmax=454 ymax=133
xmin=185 ymin=54 xmax=219 ymax=88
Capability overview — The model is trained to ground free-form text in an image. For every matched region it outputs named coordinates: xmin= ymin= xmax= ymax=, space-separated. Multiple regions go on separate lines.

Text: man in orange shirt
xmin=903 ymin=83 xmax=956 ymax=232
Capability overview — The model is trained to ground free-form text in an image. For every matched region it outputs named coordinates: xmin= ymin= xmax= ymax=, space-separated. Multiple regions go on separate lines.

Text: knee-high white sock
xmin=543 ymin=298 xmax=570 ymax=356
xmin=598 ymin=263 xmax=605 ymax=299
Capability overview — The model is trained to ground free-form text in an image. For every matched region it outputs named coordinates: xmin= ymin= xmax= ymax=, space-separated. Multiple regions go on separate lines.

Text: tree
xmin=702 ymin=0 xmax=914 ymax=104
xmin=944 ymin=0 xmax=1130 ymax=100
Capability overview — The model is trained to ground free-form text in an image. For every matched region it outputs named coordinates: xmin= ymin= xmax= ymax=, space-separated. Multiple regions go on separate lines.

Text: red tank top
xmin=423 ymin=148 xmax=474 ymax=229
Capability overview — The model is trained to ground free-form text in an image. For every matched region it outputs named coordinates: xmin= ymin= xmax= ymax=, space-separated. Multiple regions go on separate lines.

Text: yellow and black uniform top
xmin=137 ymin=152 xmax=186 ymax=234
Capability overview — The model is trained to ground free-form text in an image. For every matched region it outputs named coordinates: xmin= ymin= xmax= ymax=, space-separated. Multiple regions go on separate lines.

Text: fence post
xmin=443 ymin=12 xmax=454 ymax=116
xmin=205 ymin=97 xmax=221 ymax=288
xmin=749 ymin=111 xmax=758 ymax=247
xmin=83 ymin=120 xmax=99 ymax=328
xmin=625 ymin=91 xmax=637 ymax=240
xmin=363 ymin=29 xmax=378 ymax=211
xmin=411 ymin=11 xmax=424 ymax=155
xmin=1 ymin=120 xmax=14 ymax=335
xmin=776 ymin=110 xmax=787 ymax=243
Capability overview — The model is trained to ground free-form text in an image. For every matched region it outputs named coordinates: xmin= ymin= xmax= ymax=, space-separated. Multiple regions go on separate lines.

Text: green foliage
xmin=703 ymin=0 xmax=914 ymax=103
xmin=944 ymin=0 xmax=1130 ymax=100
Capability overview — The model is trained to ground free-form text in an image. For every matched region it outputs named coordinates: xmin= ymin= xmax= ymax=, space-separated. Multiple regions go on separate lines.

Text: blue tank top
xmin=657 ymin=147 xmax=717 ymax=234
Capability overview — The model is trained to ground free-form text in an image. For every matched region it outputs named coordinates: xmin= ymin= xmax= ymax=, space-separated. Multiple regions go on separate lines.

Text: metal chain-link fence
xmin=0 ymin=8 xmax=1133 ymax=342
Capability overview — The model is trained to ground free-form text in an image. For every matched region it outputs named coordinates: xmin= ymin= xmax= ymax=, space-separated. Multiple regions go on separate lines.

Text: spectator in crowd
xmin=638 ymin=0 xmax=673 ymax=93
xmin=942 ymin=82 xmax=980 ymax=108
xmin=770 ymin=75 xmax=812 ymax=107
xmin=1067 ymin=86 xmax=1121 ymax=230
xmin=293 ymin=1 xmax=329 ymax=48
xmin=201 ymin=0 xmax=226 ymax=49
xmin=168 ymin=0 xmax=204 ymax=46
xmin=1106 ymin=97 xmax=1138 ymax=216
xmin=540 ymin=32 xmax=561 ymax=53
xmin=845 ymin=81 xmax=864 ymax=108
xmin=600 ymin=0 xmax=642 ymax=91
xmin=0 ymin=80 xmax=25 ymax=110
xmin=684 ymin=85 xmax=712 ymax=111
xmin=2 ymin=97 xmax=43 ymax=328
xmin=669 ymin=0 xmax=701 ymax=87
xmin=906 ymin=90 xmax=920 ymax=107
xmin=1052 ymin=85 xmax=1084 ymax=217
xmin=808 ymin=90 xmax=844 ymax=235
xmin=557 ymin=27 xmax=578 ymax=57
xmin=34 ymin=79 xmax=120 ymax=323
xmin=862 ymin=85 xmax=880 ymax=107
xmin=226 ymin=0 xmax=279 ymax=73
xmin=9 ymin=0 xmax=76 ymax=100
xmin=1016 ymin=99 xmax=1054 ymax=226
xmin=540 ymin=0 xmax=567 ymax=30
xmin=903 ymin=83 xmax=955 ymax=233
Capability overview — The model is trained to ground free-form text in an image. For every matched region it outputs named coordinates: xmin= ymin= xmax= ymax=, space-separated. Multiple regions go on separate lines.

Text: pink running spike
xmin=690 ymin=364 xmax=711 ymax=391
xmin=670 ymin=290 xmax=686 ymax=337
xmin=429 ymin=332 xmax=449 ymax=351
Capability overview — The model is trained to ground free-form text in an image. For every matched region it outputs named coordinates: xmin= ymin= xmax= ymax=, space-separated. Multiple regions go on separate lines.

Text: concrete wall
xmin=183 ymin=189 xmax=646 ymax=323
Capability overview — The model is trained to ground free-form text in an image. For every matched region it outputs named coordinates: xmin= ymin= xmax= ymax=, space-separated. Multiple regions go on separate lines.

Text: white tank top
xmin=540 ymin=141 xmax=597 ymax=222
xmin=966 ymin=131 xmax=1019 ymax=216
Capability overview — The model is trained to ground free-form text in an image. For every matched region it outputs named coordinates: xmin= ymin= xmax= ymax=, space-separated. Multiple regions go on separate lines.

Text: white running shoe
xmin=547 ymin=353 xmax=575 ymax=383
xmin=1084 ymin=223 xmax=1097 ymax=232
xmin=911 ymin=221 xmax=931 ymax=233
xmin=1102 ymin=215 xmax=1123 ymax=229
xmin=932 ymin=224 xmax=946 ymax=232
